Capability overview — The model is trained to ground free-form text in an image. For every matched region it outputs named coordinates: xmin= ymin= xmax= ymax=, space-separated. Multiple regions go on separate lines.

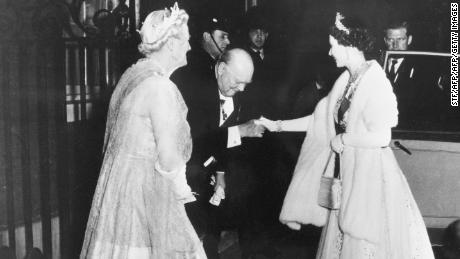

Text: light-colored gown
xmin=80 ymin=58 xmax=206 ymax=259
xmin=279 ymin=61 xmax=434 ymax=259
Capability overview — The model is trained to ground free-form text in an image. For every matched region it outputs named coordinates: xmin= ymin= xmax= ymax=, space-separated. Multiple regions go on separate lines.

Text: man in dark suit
xmin=383 ymin=20 xmax=419 ymax=128
xmin=178 ymin=48 xmax=265 ymax=259
xmin=383 ymin=20 xmax=450 ymax=130
xmin=240 ymin=11 xmax=272 ymax=121
xmin=384 ymin=20 xmax=415 ymax=85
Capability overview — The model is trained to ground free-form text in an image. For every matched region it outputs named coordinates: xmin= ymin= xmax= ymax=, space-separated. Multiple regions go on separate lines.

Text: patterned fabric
xmin=80 ymin=58 xmax=206 ymax=259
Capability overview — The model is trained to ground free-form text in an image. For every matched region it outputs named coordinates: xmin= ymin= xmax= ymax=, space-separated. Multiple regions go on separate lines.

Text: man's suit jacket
xmin=172 ymin=47 xmax=216 ymax=107
xmin=389 ymin=58 xmax=414 ymax=86
xmin=184 ymin=80 xmax=256 ymax=229
xmin=186 ymin=82 xmax=242 ymax=174
xmin=386 ymin=56 xmax=448 ymax=130
xmin=173 ymin=47 xmax=257 ymax=228
xmin=386 ymin=57 xmax=418 ymax=128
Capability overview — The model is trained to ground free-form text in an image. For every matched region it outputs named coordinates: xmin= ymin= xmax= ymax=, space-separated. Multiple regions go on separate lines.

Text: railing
xmin=0 ymin=39 xmax=66 ymax=259
xmin=0 ymin=0 xmax=140 ymax=258
xmin=64 ymin=38 xmax=121 ymax=122
xmin=0 ymin=36 xmax=131 ymax=258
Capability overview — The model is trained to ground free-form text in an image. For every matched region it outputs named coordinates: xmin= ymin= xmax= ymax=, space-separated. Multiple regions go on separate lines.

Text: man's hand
xmin=255 ymin=117 xmax=279 ymax=132
xmin=238 ymin=119 xmax=266 ymax=137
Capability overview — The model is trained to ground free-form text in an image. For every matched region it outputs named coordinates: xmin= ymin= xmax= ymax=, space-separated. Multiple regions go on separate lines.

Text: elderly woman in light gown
xmin=259 ymin=12 xmax=434 ymax=259
xmin=80 ymin=3 xmax=207 ymax=259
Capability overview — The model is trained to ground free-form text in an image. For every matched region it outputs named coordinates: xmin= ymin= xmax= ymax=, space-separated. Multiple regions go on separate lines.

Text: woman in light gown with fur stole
xmin=259 ymin=12 xmax=434 ymax=259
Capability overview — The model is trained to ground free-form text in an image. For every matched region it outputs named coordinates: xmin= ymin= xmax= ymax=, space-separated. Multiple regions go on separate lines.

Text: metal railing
xmin=0 ymin=36 xmax=130 ymax=258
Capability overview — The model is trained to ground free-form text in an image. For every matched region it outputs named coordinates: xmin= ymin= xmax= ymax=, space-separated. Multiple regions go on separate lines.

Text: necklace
xmin=344 ymin=62 xmax=370 ymax=98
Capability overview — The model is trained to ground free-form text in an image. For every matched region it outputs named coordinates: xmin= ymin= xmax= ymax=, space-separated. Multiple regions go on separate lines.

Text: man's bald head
xmin=216 ymin=48 xmax=254 ymax=97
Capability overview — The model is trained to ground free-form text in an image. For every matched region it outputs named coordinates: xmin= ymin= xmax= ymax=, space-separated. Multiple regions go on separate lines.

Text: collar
xmin=388 ymin=57 xmax=404 ymax=72
xmin=251 ymin=47 xmax=264 ymax=54
xmin=218 ymin=91 xmax=232 ymax=102
xmin=389 ymin=57 xmax=404 ymax=63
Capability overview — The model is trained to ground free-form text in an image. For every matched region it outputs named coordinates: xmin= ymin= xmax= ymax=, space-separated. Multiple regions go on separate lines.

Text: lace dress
xmin=80 ymin=59 xmax=207 ymax=259
xmin=315 ymin=70 xmax=434 ymax=259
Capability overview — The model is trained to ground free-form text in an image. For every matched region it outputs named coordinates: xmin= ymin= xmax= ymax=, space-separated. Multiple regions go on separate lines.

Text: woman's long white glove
xmin=155 ymin=162 xmax=196 ymax=204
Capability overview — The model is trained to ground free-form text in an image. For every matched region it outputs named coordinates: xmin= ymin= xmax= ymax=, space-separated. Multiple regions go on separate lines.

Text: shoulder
xmin=243 ymin=46 xmax=257 ymax=56
xmin=186 ymin=80 xmax=218 ymax=107
xmin=365 ymin=60 xmax=392 ymax=90
xmin=138 ymin=76 xmax=179 ymax=98
xmin=362 ymin=61 xmax=398 ymax=109
xmin=188 ymin=49 xmax=213 ymax=68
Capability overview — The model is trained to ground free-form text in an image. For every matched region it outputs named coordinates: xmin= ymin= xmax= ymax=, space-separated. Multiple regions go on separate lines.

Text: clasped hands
xmin=254 ymin=117 xmax=281 ymax=132
xmin=239 ymin=117 xmax=285 ymax=137
xmin=238 ymin=119 xmax=267 ymax=137
xmin=252 ymin=117 xmax=346 ymax=154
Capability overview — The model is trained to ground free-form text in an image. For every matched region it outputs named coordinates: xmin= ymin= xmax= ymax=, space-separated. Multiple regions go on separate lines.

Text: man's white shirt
xmin=218 ymin=91 xmax=241 ymax=148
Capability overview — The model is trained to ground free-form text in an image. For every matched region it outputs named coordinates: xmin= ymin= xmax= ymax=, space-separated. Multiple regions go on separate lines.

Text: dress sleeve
xmin=145 ymin=77 xmax=192 ymax=172
xmin=343 ymin=78 xmax=398 ymax=148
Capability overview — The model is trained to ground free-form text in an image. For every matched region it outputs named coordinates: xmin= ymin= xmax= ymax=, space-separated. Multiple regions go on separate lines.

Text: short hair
xmin=330 ymin=14 xmax=376 ymax=56
xmin=138 ymin=4 xmax=189 ymax=56
xmin=385 ymin=20 xmax=411 ymax=36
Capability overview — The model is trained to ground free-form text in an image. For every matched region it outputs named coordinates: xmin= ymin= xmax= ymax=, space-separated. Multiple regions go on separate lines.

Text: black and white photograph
xmin=0 ymin=0 xmax=459 ymax=258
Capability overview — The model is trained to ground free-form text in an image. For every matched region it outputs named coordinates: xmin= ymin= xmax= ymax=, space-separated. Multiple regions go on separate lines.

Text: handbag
xmin=317 ymin=151 xmax=342 ymax=210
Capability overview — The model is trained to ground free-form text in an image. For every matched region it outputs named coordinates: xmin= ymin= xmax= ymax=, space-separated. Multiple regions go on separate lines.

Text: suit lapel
xmin=396 ymin=58 xmax=408 ymax=75
xmin=212 ymin=88 xmax=221 ymax=126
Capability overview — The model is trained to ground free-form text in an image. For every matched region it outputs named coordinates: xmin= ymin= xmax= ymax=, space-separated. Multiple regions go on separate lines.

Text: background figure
xmin=240 ymin=6 xmax=272 ymax=120
xmin=259 ymin=11 xmax=434 ymax=258
xmin=172 ymin=15 xmax=231 ymax=107
xmin=382 ymin=18 xmax=453 ymax=130
xmin=382 ymin=19 xmax=419 ymax=128
xmin=80 ymin=5 xmax=206 ymax=258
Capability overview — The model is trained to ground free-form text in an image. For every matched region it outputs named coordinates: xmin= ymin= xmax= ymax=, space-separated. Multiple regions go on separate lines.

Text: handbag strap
xmin=322 ymin=151 xmax=342 ymax=180
xmin=321 ymin=151 xmax=334 ymax=176
xmin=333 ymin=152 xmax=341 ymax=180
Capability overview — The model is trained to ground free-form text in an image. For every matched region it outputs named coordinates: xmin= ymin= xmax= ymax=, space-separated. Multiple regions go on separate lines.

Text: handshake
xmin=238 ymin=117 xmax=281 ymax=138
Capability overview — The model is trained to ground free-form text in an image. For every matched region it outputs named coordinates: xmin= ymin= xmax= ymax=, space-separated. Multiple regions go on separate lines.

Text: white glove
xmin=155 ymin=162 xmax=196 ymax=204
